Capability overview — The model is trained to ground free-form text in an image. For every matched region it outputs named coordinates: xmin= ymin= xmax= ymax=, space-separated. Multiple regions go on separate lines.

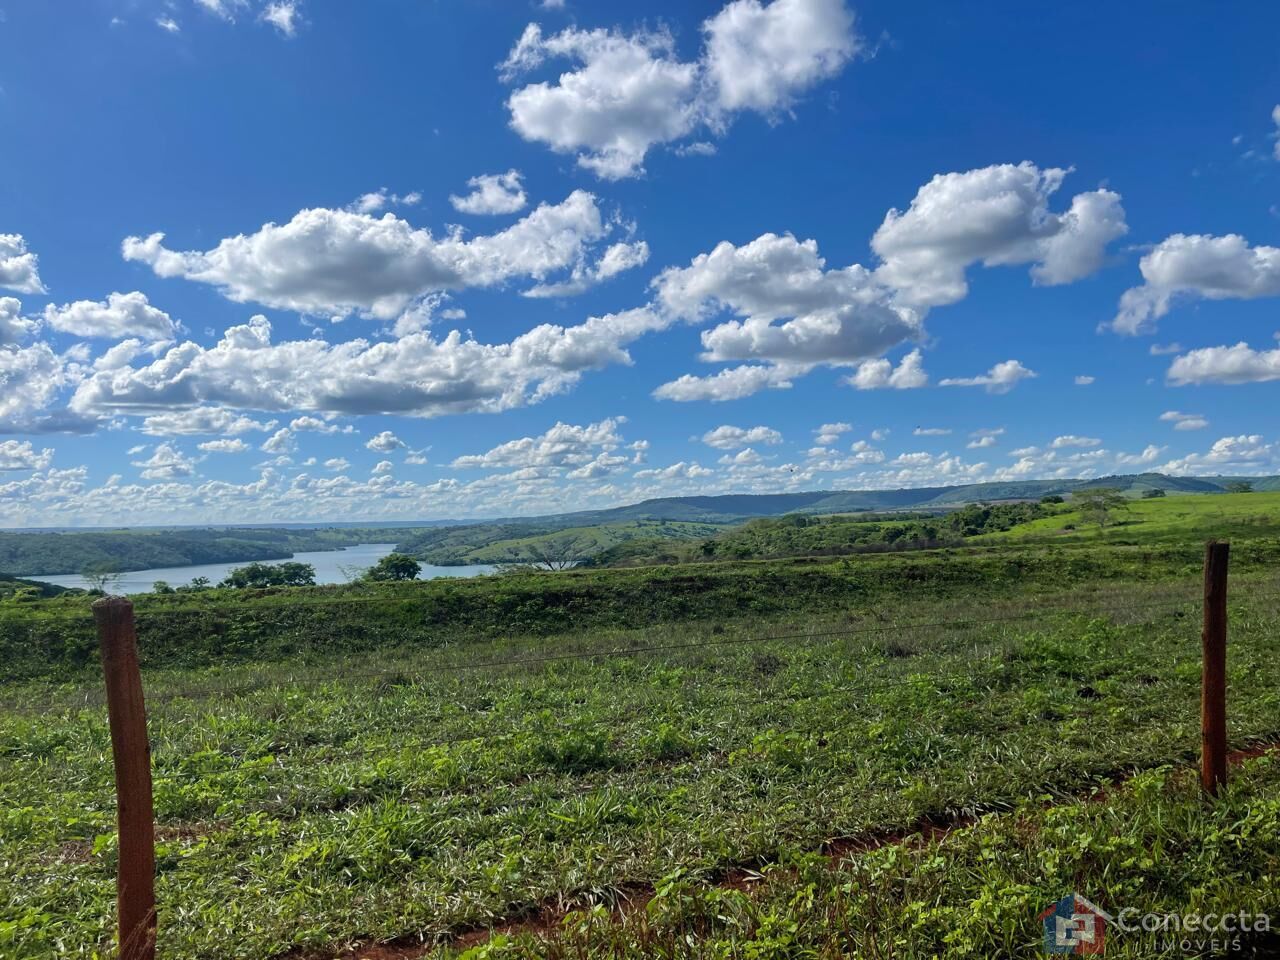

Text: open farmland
xmin=4 ymin=498 xmax=1280 ymax=958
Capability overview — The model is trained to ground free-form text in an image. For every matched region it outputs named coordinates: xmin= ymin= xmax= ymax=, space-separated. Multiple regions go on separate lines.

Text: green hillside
xmin=398 ymin=519 xmax=724 ymax=565
xmin=987 ymin=489 xmax=1280 ymax=542
xmin=0 ymin=527 xmax=420 ymax=577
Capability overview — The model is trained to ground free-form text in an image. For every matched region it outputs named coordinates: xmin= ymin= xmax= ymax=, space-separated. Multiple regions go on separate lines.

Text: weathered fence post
xmin=1201 ymin=540 xmax=1229 ymax=796
xmin=92 ymin=596 xmax=156 ymax=960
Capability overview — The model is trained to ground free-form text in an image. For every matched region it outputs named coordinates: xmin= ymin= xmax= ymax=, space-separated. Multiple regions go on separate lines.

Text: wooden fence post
xmin=1201 ymin=540 xmax=1229 ymax=796
xmin=92 ymin=596 xmax=157 ymax=960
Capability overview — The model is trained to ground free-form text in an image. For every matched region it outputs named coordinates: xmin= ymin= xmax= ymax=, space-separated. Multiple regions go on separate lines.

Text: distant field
xmin=988 ymin=490 xmax=1280 ymax=541
xmin=5 ymin=495 xmax=1280 ymax=957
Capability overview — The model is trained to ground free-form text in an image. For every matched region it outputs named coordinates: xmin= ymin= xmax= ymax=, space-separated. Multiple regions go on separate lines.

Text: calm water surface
xmin=21 ymin=543 xmax=495 ymax=594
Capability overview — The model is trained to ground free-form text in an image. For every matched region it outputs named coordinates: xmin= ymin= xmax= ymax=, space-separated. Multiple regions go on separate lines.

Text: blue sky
xmin=2 ymin=0 xmax=1280 ymax=525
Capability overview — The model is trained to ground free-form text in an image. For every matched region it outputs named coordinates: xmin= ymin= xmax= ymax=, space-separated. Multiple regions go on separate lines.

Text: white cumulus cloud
xmin=847 ymin=349 xmax=928 ymax=390
xmin=43 ymin=291 xmax=178 ymax=341
xmin=1159 ymin=410 xmax=1209 ymax=431
xmin=0 ymin=439 xmax=53 ymax=472
xmin=122 ymin=190 xmax=615 ymax=319
xmin=450 ymin=170 xmax=528 ymax=216
xmin=197 ymin=438 xmax=251 ymax=453
xmin=939 ymin=359 xmax=1037 ymax=394
xmin=72 ymin=308 xmax=666 ymax=421
xmin=653 ymin=363 xmax=800 ymax=402
xmin=1166 ymin=341 xmax=1280 ymax=386
xmin=452 ymin=418 xmax=627 ymax=470
xmin=500 ymin=0 xmax=858 ymax=179
xmin=0 ymin=235 xmax=46 ymax=295
xmin=366 ymin=430 xmax=406 ymax=453
xmin=700 ymin=424 xmax=783 ymax=449
xmin=132 ymin=442 xmax=197 ymax=480
xmin=1109 ymin=233 xmax=1280 ymax=335
xmin=872 ymin=163 xmax=1127 ymax=309
xmin=1051 ymin=435 xmax=1102 ymax=449
xmin=0 ymin=297 xmax=40 ymax=346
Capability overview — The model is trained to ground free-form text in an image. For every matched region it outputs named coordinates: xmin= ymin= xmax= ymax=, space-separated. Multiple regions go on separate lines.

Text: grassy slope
xmin=11 ymin=535 xmax=1280 ymax=682
xmin=4 ymin=577 xmax=1280 ymax=958
xmin=988 ymin=490 xmax=1280 ymax=541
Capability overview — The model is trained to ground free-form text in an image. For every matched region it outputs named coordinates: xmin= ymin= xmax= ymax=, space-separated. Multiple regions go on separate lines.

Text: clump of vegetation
xmin=1073 ymin=488 xmax=1130 ymax=528
xmin=362 ymin=553 xmax=421 ymax=582
xmin=219 ymin=561 xmax=316 ymax=588
xmin=595 ymin=502 xmax=1053 ymax=566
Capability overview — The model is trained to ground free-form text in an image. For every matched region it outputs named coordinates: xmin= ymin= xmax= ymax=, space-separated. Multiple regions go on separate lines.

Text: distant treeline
xmin=394 ymin=519 xmax=724 ymax=565
xmin=589 ymin=502 xmax=1052 ymax=567
xmin=0 ymin=527 xmax=423 ymax=576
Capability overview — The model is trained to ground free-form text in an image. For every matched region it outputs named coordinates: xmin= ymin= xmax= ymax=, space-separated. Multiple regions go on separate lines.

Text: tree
xmin=220 ymin=561 xmax=316 ymax=589
xmin=1142 ymin=488 xmax=1167 ymax=499
xmin=364 ymin=553 xmax=422 ymax=582
xmin=1073 ymin=488 xmax=1129 ymax=528
xmin=82 ymin=562 xmax=122 ymax=594
xmin=502 ymin=535 xmax=591 ymax=571
xmin=152 ymin=581 xmax=175 ymax=594
xmin=1226 ymin=480 xmax=1254 ymax=494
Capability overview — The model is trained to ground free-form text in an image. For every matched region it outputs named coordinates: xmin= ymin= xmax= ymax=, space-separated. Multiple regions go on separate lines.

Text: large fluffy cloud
xmin=500 ymin=0 xmax=857 ymax=179
xmin=701 ymin=0 xmax=856 ymax=115
xmin=1166 ymin=340 xmax=1280 ymax=385
xmin=43 ymin=291 xmax=178 ymax=341
xmin=654 ymin=232 xmax=919 ymax=366
xmin=0 ymin=439 xmax=53 ymax=472
xmin=70 ymin=309 xmax=666 ymax=420
xmin=872 ymin=163 xmax=1127 ymax=308
xmin=0 ymin=342 xmax=96 ymax=434
xmin=650 ymin=164 xmax=1121 ymax=400
xmin=451 ymin=418 xmax=626 ymax=470
xmin=1160 ymin=435 xmax=1277 ymax=476
xmin=122 ymin=190 xmax=620 ymax=319
xmin=0 ymin=235 xmax=45 ymax=295
xmin=1109 ymin=234 xmax=1280 ymax=335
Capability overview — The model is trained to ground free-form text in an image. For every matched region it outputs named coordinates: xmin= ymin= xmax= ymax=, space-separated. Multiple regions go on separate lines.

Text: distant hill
xmin=392 ymin=473 xmax=1280 ymax=564
xmin=6 ymin=474 xmax=1275 ymax=577
xmin=475 ymin=473 xmax=1280 ymax=526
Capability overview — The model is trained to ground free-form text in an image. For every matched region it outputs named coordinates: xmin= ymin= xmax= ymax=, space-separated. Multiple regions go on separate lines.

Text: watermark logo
xmin=1041 ymin=893 xmax=1112 ymax=954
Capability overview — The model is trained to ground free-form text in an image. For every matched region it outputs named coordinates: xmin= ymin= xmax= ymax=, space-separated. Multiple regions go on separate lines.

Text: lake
xmin=20 ymin=543 xmax=496 ymax=594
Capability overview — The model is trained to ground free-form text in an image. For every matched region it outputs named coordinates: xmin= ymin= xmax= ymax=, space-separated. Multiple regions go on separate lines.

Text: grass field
xmin=988 ymin=490 xmax=1280 ymax=542
xmin=4 ymin=495 xmax=1280 ymax=958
